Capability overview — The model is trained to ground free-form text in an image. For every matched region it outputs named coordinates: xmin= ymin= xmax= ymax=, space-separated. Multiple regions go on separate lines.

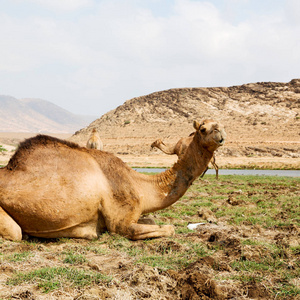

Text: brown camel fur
xmin=0 ymin=119 xmax=226 ymax=241
xmin=86 ymin=128 xmax=103 ymax=150
xmin=151 ymin=124 xmax=219 ymax=179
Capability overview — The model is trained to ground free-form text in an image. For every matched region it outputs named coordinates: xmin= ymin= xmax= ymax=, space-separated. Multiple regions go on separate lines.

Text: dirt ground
xmin=0 ymin=132 xmax=299 ymax=299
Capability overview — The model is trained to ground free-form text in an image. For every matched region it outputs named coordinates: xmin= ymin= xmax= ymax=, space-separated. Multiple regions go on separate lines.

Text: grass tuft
xmin=7 ymin=267 xmax=112 ymax=293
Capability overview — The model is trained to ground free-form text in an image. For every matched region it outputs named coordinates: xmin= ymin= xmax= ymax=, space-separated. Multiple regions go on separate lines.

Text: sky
xmin=1 ymin=0 xmax=300 ymax=116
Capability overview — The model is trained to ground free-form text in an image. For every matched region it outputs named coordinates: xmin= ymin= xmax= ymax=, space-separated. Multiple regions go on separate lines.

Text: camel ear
xmin=194 ymin=120 xmax=207 ymax=134
xmin=193 ymin=121 xmax=201 ymax=131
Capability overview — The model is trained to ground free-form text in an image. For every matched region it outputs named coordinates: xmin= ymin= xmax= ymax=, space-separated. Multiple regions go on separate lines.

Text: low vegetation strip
xmin=0 ymin=145 xmax=7 ymax=152
xmin=0 ymin=175 xmax=299 ymax=299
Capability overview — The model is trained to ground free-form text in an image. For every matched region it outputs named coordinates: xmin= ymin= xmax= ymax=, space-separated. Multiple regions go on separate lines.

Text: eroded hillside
xmin=70 ymin=79 xmax=300 ymax=169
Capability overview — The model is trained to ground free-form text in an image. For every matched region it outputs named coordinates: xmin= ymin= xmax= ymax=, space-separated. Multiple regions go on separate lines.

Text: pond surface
xmin=133 ymin=168 xmax=300 ymax=177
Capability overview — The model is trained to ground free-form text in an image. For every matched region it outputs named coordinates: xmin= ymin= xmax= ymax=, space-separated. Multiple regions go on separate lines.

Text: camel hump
xmin=6 ymin=135 xmax=81 ymax=171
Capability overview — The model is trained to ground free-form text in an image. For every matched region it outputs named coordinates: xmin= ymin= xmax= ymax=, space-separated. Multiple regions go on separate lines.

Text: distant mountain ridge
xmin=70 ymin=79 xmax=300 ymax=167
xmin=0 ymin=95 xmax=96 ymax=133
xmin=72 ymin=79 xmax=300 ymax=140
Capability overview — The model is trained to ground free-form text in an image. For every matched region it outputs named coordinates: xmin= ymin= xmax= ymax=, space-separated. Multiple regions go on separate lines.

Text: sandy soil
xmin=1 ymin=132 xmax=299 ymax=169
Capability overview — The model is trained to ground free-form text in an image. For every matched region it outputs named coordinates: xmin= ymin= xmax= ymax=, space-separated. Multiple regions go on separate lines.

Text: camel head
xmin=193 ymin=119 xmax=226 ymax=152
xmin=151 ymin=139 xmax=165 ymax=149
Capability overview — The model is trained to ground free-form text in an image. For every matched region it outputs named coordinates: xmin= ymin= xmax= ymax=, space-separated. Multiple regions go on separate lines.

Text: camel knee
xmin=0 ymin=207 xmax=22 ymax=241
xmin=6 ymin=227 xmax=22 ymax=241
xmin=138 ymin=216 xmax=156 ymax=225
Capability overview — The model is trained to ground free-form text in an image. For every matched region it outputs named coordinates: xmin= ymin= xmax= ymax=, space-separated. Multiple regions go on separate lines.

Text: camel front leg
xmin=0 ymin=206 xmax=22 ymax=241
xmin=102 ymin=201 xmax=174 ymax=240
xmin=200 ymin=166 xmax=209 ymax=178
xmin=126 ymin=223 xmax=175 ymax=240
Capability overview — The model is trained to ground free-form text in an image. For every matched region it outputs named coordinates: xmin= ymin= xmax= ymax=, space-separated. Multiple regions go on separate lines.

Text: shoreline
xmin=1 ymin=149 xmax=300 ymax=170
xmin=119 ymin=154 xmax=300 ymax=170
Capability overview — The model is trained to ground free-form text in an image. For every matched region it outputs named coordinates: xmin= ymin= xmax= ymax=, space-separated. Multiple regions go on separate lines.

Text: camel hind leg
xmin=201 ymin=156 xmax=219 ymax=179
xmin=0 ymin=206 xmax=22 ymax=241
xmin=211 ymin=156 xmax=219 ymax=180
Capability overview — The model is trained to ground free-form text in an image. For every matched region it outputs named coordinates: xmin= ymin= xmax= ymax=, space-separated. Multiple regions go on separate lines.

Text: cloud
xmin=27 ymin=0 xmax=94 ymax=11
xmin=285 ymin=0 xmax=300 ymax=25
xmin=0 ymin=0 xmax=299 ymax=115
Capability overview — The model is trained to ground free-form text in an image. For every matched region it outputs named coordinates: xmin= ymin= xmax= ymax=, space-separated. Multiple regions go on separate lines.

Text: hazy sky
xmin=1 ymin=0 xmax=299 ymax=116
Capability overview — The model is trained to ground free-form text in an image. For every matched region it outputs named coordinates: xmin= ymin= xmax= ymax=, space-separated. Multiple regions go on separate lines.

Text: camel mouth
xmin=219 ymin=138 xmax=225 ymax=145
xmin=214 ymin=138 xmax=225 ymax=146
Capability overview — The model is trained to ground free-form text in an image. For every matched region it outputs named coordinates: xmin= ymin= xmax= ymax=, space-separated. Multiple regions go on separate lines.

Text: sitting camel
xmin=0 ymin=119 xmax=226 ymax=241
xmin=86 ymin=128 xmax=103 ymax=150
xmin=151 ymin=130 xmax=219 ymax=179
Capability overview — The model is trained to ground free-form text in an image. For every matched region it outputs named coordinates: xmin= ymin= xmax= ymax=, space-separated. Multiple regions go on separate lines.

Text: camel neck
xmin=146 ymin=143 xmax=213 ymax=212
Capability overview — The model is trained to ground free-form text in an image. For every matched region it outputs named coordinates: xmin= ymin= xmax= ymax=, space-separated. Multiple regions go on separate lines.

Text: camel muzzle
xmin=219 ymin=138 xmax=224 ymax=145
xmin=218 ymin=129 xmax=226 ymax=146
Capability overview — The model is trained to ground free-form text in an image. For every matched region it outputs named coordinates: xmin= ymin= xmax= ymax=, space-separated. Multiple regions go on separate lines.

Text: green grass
xmin=291 ymin=245 xmax=300 ymax=255
xmin=0 ymin=145 xmax=7 ymax=152
xmin=153 ymin=174 xmax=300 ymax=298
xmin=2 ymin=174 xmax=299 ymax=298
xmin=62 ymin=251 xmax=87 ymax=265
xmin=7 ymin=267 xmax=112 ymax=293
xmin=7 ymin=251 xmax=33 ymax=262
xmin=231 ymin=256 xmax=300 ymax=297
xmin=94 ymin=233 xmax=211 ymax=270
xmin=186 ymin=175 xmax=300 ymax=229
xmin=135 ymin=239 xmax=210 ymax=270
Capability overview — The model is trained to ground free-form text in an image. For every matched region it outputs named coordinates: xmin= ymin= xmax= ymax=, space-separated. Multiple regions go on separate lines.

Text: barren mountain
xmin=0 ymin=96 xmax=95 ymax=133
xmin=71 ymin=79 xmax=300 ymax=169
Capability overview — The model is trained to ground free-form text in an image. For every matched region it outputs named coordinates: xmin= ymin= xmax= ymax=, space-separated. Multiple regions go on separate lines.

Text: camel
xmin=86 ymin=128 xmax=103 ymax=150
xmin=0 ymin=119 xmax=226 ymax=241
xmin=151 ymin=130 xmax=219 ymax=179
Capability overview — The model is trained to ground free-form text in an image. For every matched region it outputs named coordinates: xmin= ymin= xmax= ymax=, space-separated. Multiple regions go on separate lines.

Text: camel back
xmin=6 ymin=135 xmax=82 ymax=171
xmin=5 ymin=134 xmax=137 ymax=181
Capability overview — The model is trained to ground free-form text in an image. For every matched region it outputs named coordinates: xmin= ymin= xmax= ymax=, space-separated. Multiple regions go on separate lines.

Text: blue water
xmin=133 ymin=168 xmax=300 ymax=177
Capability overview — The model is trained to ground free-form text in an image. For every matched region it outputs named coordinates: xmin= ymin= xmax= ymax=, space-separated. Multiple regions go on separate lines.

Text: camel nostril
xmin=219 ymin=138 xmax=224 ymax=144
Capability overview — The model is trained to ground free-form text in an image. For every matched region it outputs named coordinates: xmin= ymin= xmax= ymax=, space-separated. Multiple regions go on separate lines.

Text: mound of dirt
xmin=70 ymin=79 xmax=300 ymax=169
xmin=167 ymin=262 xmax=225 ymax=299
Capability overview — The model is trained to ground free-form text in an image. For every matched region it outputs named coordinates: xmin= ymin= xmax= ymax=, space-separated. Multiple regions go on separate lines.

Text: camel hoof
xmin=163 ymin=225 xmax=175 ymax=236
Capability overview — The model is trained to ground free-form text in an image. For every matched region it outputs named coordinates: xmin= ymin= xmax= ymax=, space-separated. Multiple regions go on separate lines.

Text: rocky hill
xmin=0 ymin=96 xmax=95 ymax=133
xmin=70 ymin=79 xmax=300 ymax=169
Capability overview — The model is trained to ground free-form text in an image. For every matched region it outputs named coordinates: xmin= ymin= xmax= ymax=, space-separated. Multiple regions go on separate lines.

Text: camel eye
xmin=200 ymin=128 xmax=206 ymax=133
